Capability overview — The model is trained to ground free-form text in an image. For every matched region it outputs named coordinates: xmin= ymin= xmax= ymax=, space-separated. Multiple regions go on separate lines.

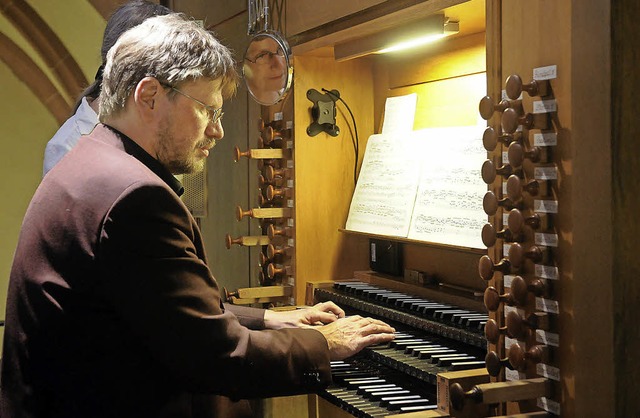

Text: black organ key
xmin=389 ymin=339 xmax=429 ymax=349
xmin=421 ymin=304 xmax=452 ymax=315
xmin=436 ymin=309 xmax=471 ymax=321
xmin=397 ymin=298 xmax=427 ymax=308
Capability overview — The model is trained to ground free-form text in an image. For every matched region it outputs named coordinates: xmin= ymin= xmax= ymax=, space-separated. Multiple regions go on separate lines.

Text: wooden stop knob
xmin=484 ymin=286 xmax=514 ymax=312
xmin=478 ymin=255 xmax=511 ymax=281
xmin=225 ymin=233 xmax=242 ymax=249
xmin=233 ymin=146 xmax=251 ymax=162
xmin=482 ymin=126 xmax=520 ymax=151
xmin=508 ymin=242 xmax=544 ymax=268
xmin=506 ymin=175 xmax=540 ymax=202
xmin=236 ymin=205 xmax=252 ymax=221
xmin=482 ymin=160 xmax=520 ymax=185
xmin=508 ymin=142 xmax=541 ymax=167
xmin=509 ymin=275 xmax=529 ymax=306
xmin=506 ymin=310 xmax=546 ymax=340
xmin=481 ymin=223 xmax=498 ymax=247
xmin=508 ymin=342 xmax=546 ymax=371
xmin=485 ymin=351 xmax=510 ymax=377
xmin=507 ymin=209 xmax=541 ymax=233
xmin=483 ymin=191 xmax=519 ymax=216
xmin=449 ymin=382 xmax=482 ymax=411
xmin=484 ymin=318 xmax=507 ymax=344
xmin=506 ymin=74 xmax=550 ymax=100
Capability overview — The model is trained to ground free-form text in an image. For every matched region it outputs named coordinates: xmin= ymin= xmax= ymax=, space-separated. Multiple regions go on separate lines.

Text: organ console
xmin=311 ymin=278 xmax=488 ymax=416
xmin=220 ymin=0 xmax=633 ymax=415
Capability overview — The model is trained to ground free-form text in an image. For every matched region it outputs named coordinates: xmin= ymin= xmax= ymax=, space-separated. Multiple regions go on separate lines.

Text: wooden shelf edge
xmin=339 ymin=228 xmax=486 ymax=255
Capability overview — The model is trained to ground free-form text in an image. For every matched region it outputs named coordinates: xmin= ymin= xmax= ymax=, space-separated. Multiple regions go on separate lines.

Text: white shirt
xmin=43 ymin=97 xmax=98 ymax=177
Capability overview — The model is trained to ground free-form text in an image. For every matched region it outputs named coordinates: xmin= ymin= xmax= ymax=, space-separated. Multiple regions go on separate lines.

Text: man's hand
xmin=317 ymin=315 xmax=395 ymax=360
xmin=263 ymin=301 xmax=346 ymax=329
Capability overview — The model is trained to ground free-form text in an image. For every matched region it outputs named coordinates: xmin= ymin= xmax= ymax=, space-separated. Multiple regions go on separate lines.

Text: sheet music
xmin=345 ymin=133 xmax=421 ymax=237
xmin=407 ymin=126 xmax=487 ymax=248
xmin=345 ymin=126 xmax=487 ymax=249
xmin=381 ymin=93 xmax=417 ymax=133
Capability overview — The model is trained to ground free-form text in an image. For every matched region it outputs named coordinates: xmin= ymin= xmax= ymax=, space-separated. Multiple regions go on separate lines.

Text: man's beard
xmin=156 ymin=121 xmax=207 ymax=175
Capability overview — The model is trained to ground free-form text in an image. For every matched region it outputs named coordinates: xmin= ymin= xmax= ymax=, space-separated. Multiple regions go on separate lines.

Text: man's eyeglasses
xmin=162 ymin=83 xmax=223 ymax=125
xmin=245 ymin=47 xmax=285 ymax=65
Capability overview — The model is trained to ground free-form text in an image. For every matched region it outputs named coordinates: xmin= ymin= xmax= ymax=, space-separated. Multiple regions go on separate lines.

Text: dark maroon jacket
xmin=0 ymin=124 xmax=331 ymax=418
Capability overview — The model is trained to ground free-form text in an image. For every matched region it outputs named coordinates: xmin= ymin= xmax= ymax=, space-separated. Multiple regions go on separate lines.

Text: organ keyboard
xmin=313 ymin=278 xmax=489 ymax=416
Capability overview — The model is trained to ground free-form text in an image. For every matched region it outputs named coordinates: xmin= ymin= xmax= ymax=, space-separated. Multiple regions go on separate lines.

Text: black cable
xmin=321 ymin=88 xmax=359 ymax=186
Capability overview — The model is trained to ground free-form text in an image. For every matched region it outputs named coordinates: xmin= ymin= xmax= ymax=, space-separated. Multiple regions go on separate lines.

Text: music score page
xmin=345 ymin=126 xmax=487 ymax=249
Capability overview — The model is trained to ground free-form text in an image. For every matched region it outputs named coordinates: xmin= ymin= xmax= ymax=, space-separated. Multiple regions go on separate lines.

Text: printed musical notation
xmin=345 ymin=125 xmax=487 ymax=249
xmin=345 ymin=134 xmax=421 ymax=237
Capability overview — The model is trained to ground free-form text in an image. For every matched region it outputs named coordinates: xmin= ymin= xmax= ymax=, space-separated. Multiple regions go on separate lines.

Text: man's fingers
xmin=314 ymin=301 xmax=346 ymax=318
xmin=309 ymin=310 xmax=340 ymax=325
xmin=358 ymin=331 xmax=395 ymax=348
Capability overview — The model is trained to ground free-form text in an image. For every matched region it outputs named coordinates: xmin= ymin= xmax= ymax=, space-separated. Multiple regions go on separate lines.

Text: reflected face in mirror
xmin=243 ymin=33 xmax=290 ymax=105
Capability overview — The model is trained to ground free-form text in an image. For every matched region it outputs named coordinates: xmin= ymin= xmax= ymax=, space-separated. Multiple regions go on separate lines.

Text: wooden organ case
xmin=225 ymin=0 xmax=637 ymax=416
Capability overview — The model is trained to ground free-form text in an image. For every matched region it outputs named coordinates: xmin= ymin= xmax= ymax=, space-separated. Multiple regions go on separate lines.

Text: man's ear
xmin=133 ymin=77 xmax=161 ymax=119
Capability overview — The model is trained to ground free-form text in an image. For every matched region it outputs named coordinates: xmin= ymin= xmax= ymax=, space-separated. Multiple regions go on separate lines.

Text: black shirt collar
xmin=103 ymin=124 xmax=184 ymax=196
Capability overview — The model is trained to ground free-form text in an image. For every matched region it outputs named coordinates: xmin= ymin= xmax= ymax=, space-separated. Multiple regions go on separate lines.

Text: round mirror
xmin=242 ymin=31 xmax=293 ymax=106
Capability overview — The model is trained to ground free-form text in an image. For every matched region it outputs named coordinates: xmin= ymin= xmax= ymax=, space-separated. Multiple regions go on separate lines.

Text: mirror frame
xmin=242 ymin=31 xmax=293 ymax=106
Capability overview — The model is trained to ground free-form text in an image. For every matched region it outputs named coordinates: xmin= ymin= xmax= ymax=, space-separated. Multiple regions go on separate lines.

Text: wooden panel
xmin=195 ymin=12 xmax=256 ymax=291
xmin=501 ymin=0 xmax=614 ymax=415
xmin=393 ymin=72 xmax=486 ymax=129
xmin=286 ymin=0 xmax=384 ymax=36
xmin=262 ymin=395 xmax=309 ymax=418
xmin=292 ymin=55 xmax=375 ymax=303
xmin=386 ymin=31 xmax=486 ymax=88
xmin=611 ymin=0 xmax=640 ymax=415
xmin=289 ymin=0 xmax=469 ymax=55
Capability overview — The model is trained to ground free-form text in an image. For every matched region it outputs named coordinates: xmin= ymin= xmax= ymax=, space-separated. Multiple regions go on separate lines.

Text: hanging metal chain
xmin=248 ymin=0 xmax=286 ymax=35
